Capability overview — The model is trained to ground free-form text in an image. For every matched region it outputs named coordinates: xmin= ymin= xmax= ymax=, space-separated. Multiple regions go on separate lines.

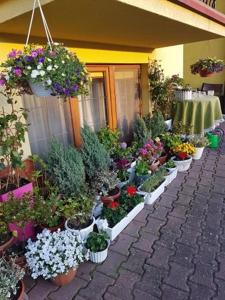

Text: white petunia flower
xmin=27 ymin=66 xmax=32 ymax=70
xmin=46 ymin=79 xmax=52 ymax=85
xmin=39 ymin=70 xmax=45 ymax=76
xmin=47 ymin=65 xmax=52 ymax=71
xmin=31 ymin=70 xmax=39 ymax=78
xmin=37 ymin=64 xmax=43 ymax=70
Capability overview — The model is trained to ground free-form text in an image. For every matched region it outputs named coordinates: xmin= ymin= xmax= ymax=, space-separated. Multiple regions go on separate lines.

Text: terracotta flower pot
xmin=16 ymin=280 xmax=25 ymax=300
xmin=0 ymin=236 xmax=14 ymax=255
xmin=101 ymin=187 xmax=121 ymax=205
xmin=51 ymin=268 xmax=77 ymax=286
xmin=158 ymin=155 xmax=168 ymax=165
xmin=199 ymin=70 xmax=214 ymax=77
xmin=39 ymin=219 xmax=65 ymax=233
xmin=149 ymin=160 xmax=160 ymax=172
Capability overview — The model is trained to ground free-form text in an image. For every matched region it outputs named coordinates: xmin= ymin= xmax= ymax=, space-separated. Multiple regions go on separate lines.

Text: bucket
xmin=207 ymin=133 xmax=220 ymax=149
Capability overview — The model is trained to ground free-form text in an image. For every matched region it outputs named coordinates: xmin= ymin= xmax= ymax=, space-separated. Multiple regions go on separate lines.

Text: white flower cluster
xmin=95 ymin=218 xmax=108 ymax=231
xmin=25 ymin=229 xmax=89 ymax=280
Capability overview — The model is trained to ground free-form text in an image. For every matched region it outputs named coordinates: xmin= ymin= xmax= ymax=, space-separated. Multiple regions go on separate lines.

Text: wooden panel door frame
xmin=70 ymin=64 xmax=141 ymax=147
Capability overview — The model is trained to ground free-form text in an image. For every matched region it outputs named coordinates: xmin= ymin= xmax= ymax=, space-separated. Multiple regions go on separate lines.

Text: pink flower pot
xmin=8 ymin=221 xmax=35 ymax=241
xmin=0 ymin=182 xmax=33 ymax=202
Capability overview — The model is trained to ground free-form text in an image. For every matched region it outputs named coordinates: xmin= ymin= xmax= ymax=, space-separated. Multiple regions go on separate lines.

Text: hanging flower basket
xmin=190 ymin=57 xmax=224 ymax=77
xmin=0 ymin=44 xmax=89 ymax=99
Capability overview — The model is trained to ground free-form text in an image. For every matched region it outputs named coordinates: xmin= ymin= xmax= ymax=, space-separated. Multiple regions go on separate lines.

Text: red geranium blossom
xmin=177 ymin=152 xmax=188 ymax=160
xmin=126 ymin=186 xmax=137 ymax=196
xmin=108 ymin=201 xmax=119 ymax=210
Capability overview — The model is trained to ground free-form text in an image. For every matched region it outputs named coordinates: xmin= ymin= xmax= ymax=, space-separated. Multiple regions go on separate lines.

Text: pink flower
xmin=31 ymin=51 xmax=38 ymax=58
xmin=49 ymin=51 xmax=56 ymax=57
xmin=139 ymin=148 xmax=148 ymax=156
xmin=13 ymin=67 xmax=22 ymax=77
xmin=36 ymin=48 xmax=44 ymax=54
xmin=8 ymin=49 xmax=17 ymax=58
xmin=0 ymin=77 xmax=6 ymax=86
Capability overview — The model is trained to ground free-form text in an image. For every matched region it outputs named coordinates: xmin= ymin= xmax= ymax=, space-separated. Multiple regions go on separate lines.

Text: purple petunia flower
xmin=31 ymin=51 xmax=38 ymax=58
xmin=0 ymin=76 xmax=6 ymax=86
xmin=25 ymin=56 xmax=33 ymax=62
xmin=12 ymin=67 xmax=22 ymax=77
xmin=36 ymin=48 xmax=44 ymax=54
xmin=38 ymin=57 xmax=45 ymax=63
xmin=71 ymin=84 xmax=78 ymax=92
xmin=8 ymin=49 xmax=17 ymax=58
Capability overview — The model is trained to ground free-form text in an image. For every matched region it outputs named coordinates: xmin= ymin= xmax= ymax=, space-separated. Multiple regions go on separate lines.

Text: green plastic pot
xmin=207 ymin=133 xmax=220 ymax=149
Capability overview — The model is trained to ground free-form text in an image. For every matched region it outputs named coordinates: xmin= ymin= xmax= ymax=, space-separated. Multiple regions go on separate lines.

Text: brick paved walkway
xmin=25 ymin=125 xmax=225 ymax=300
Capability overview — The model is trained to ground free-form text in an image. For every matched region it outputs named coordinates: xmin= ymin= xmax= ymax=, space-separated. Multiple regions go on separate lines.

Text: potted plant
xmin=189 ymin=136 xmax=209 ymax=160
xmin=0 ymin=44 xmax=89 ymax=99
xmin=174 ymin=85 xmax=192 ymax=100
xmin=101 ymin=186 xmax=144 ymax=240
xmin=0 ymin=218 xmax=15 ymax=254
xmin=5 ymin=241 xmax=27 ymax=268
xmin=0 ymin=90 xmax=32 ymax=202
xmin=135 ymin=160 xmax=151 ymax=186
xmin=85 ymin=221 xmax=110 ymax=264
xmin=138 ymin=169 xmax=166 ymax=205
xmin=0 ymin=257 xmax=25 ymax=300
xmin=165 ymin=159 xmax=176 ymax=172
xmin=33 ymin=184 xmax=65 ymax=232
xmin=25 ymin=229 xmax=88 ymax=286
xmin=63 ymin=194 xmax=94 ymax=241
xmin=2 ymin=192 xmax=35 ymax=241
xmin=171 ymin=143 xmax=195 ymax=172
xmin=190 ymin=57 xmax=224 ymax=77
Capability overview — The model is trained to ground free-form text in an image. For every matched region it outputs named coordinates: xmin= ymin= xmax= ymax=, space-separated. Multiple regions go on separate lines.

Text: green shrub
xmin=47 ymin=139 xmax=85 ymax=196
xmin=85 ymin=231 xmax=109 ymax=252
xmin=97 ymin=127 xmax=120 ymax=157
xmin=144 ymin=112 xmax=165 ymax=139
xmin=81 ymin=125 xmax=110 ymax=180
xmin=133 ymin=117 xmax=151 ymax=146
xmin=140 ymin=171 xmax=165 ymax=193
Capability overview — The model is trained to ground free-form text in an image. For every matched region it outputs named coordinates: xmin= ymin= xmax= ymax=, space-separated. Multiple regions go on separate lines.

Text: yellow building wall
xmin=183 ymin=1 xmax=225 ymax=89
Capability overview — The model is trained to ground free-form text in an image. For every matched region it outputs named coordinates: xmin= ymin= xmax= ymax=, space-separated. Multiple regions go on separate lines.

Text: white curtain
xmin=79 ymin=77 xmax=107 ymax=131
xmin=22 ymin=95 xmax=73 ymax=157
xmin=114 ymin=68 xmax=140 ymax=140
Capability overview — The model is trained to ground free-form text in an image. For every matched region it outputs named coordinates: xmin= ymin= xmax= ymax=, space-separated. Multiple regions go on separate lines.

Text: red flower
xmin=108 ymin=201 xmax=119 ymax=210
xmin=126 ymin=186 xmax=137 ymax=196
xmin=177 ymin=152 xmax=188 ymax=160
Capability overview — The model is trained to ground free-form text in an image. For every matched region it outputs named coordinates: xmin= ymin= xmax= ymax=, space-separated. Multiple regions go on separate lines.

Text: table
xmin=173 ymin=95 xmax=223 ymax=134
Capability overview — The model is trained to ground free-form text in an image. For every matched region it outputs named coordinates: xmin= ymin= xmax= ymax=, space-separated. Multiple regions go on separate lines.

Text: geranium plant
xmin=172 ymin=143 xmax=195 ymax=160
xmin=190 ymin=57 xmax=224 ymax=76
xmin=25 ymin=229 xmax=88 ymax=280
xmin=0 ymin=43 xmax=89 ymax=99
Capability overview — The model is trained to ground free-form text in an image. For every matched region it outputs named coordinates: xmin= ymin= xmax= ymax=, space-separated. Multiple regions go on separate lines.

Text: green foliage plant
xmin=140 ymin=171 xmax=165 ymax=193
xmin=133 ymin=116 xmax=151 ymax=146
xmin=97 ymin=127 xmax=120 ymax=157
xmin=85 ymin=231 xmax=109 ymax=252
xmin=47 ymin=139 xmax=85 ymax=196
xmin=0 ymin=89 xmax=28 ymax=193
xmin=81 ymin=125 xmax=110 ymax=180
xmin=160 ymin=132 xmax=181 ymax=149
xmin=172 ymin=121 xmax=193 ymax=136
xmin=165 ymin=159 xmax=176 ymax=169
xmin=189 ymin=136 xmax=209 ymax=147
xmin=144 ymin=112 xmax=165 ymax=139
xmin=135 ymin=160 xmax=149 ymax=176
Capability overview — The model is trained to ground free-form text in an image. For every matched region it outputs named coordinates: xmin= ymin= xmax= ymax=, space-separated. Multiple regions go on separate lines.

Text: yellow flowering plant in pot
xmin=171 ymin=143 xmax=195 ymax=172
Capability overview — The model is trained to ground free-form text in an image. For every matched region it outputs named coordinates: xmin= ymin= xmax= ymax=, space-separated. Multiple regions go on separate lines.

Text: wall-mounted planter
xmin=106 ymin=202 xmax=144 ymax=241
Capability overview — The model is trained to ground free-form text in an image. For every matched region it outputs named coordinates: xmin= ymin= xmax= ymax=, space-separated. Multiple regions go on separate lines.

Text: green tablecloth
xmin=173 ymin=96 xmax=223 ymax=134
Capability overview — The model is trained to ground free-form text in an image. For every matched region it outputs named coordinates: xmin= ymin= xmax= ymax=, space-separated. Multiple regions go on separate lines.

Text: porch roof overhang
xmin=0 ymin=0 xmax=225 ymax=52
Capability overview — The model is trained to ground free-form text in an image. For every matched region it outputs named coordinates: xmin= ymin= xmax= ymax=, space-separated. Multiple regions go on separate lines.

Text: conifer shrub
xmin=133 ymin=116 xmax=151 ymax=146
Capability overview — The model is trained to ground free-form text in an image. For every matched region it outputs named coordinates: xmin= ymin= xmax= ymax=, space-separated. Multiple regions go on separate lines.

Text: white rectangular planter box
xmin=164 ymin=168 xmax=177 ymax=186
xmin=106 ymin=202 xmax=144 ymax=241
xmin=138 ymin=180 xmax=166 ymax=205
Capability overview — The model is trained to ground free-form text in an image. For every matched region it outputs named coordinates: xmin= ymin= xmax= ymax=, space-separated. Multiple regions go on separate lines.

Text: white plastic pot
xmin=138 ymin=179 xmax=166 ymax=205
xmin=172 ymin=156 xmax=192 ymax=172
xmin=192 ymin=147 xmax=204 ymax=160
xmin=164 ymin=119 xmax=172 ymax=131
xmin=89 ymin=246 xmax=109 ymax=263
xmin=29 ymin=81 xmax=52 ymax=97
xmin=65 ymin=217 xmax=95 ymax=241
xmin=164 ymin=168 xmax=178 ymax=186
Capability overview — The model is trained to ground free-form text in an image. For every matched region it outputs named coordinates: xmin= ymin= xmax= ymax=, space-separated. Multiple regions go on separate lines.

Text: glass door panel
xmin=79 ymin=71 xmax=108 ymax=131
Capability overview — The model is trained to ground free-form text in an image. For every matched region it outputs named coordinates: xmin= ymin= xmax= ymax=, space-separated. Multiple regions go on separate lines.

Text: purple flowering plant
xmin=0 ymin=43 xmax=89 ymax=99
xmin=138 ymin=138 xmax=164 ymax=162
xmin=190 ymin=57 xmax=224 ymax=75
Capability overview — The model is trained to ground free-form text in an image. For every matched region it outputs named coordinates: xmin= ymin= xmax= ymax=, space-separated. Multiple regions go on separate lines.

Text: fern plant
xmin=47 ymin=139 xmax=85 ymax=196
xmin=81 ymin=125 xmax=110 ymax=180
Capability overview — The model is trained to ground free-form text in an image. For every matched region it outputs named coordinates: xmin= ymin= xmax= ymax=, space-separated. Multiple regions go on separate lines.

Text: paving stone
xmin=169 ymin=204 xmax=187 ymax=219
xmin=183 ymin=214 xmax=202 ymax=230
xmin=133 ymin=208 xmax=149 ymax=224
xmin=110 ymin=233 xmax=136 ymax=256
xmin=74 ymin=295 xmax=86 ymax=300
xmin=190 ymin=262 xmax=217 ymax=290
xmin=104 ymin=293 xmax=122 ymax=300
xmin=157 ymin=193 xmax=177 ymax=209
xmin=161 ymin=284 xmax=189 ymax=300
xmin=160 ymin=215 xmax=184 ymax=235
xmin=200 ymin=226 xmax=220 ymax=245
xmin=78 ymin=272 xmax=114 ymax=300
xmin=76 ymin=261 xmax=97 ymax=281
xmin=142 ymin=217 xmax=166 ymax=235
xmin=195 ymin=242 xmax=218 ymax=266
xmin=132 ymin=231 xmax=157 ymax=253
xmin=216 ymin=252 xmax=225 ymax=280
xmin=148 ymin=205 xmax=171 ymax=221
xmin=156 ymin=231 xmax=180 ymax=250
xmin=135 ymin=264 xmax=167 ymax=298
xmin=108 ymin=268 xmax=141 ymax=300
xmin=24 ymin=275 xmax=36 ymax=293
xmin=179 ymin=186 xmax=196 ymax=197
xmin=48 ymin=277 xmax=87 ymax=300
xmin=178 ymin=227 xmax=200 ymax=249
xmin=164 ymin=262 xmax=191 ymax=292
xmin=175 ymin=194 xmax=193 ymax=207
xmin=214 ymin=278 xmax=225 ymax=300
xmin=133 ymin=289 xmax=159 ymax=300
xmin=28 ymin=278 xmax=58 ymax=300
xmin=122 ymin=248 xmax=149 ymax=275
xmin=170 ymin=242 xmax=195 ymax=268
xmin=146 ymin=244 xmax=174 ymax=270
xmin=188 ymin=282 xmax=215 ymax=300
xmin=96 ymin=250 xmax=127 ymax=278
xmin=122 ymin=220 xmax=143 ymax=238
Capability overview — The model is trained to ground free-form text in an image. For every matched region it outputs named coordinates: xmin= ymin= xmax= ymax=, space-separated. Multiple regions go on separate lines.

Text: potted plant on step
xmin=171 ymin=143 xmax=195 ymax=172
xmin=85 ymin=221 xmax=110 ymax=264
xmin=25 ymin=229 xmax=88 ymax=286
xmin=190 ymin=57 xmax=224 ymax=77
xmin=63 ymin=194 xmax=94 ymax=241
xmin=0 ymin=257 xmax=25 ymax=300
xmin=0 ymin=44 xmax=89 ymax=99
xmin=0 ymin=90 xmax=32 ymax=202
xmin=189 ymin=136 xmax=209 ymax=160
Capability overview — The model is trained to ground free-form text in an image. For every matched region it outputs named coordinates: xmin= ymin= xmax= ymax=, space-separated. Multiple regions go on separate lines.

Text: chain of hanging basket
xmin=25 ymin=0 xmax=54 ymax=49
